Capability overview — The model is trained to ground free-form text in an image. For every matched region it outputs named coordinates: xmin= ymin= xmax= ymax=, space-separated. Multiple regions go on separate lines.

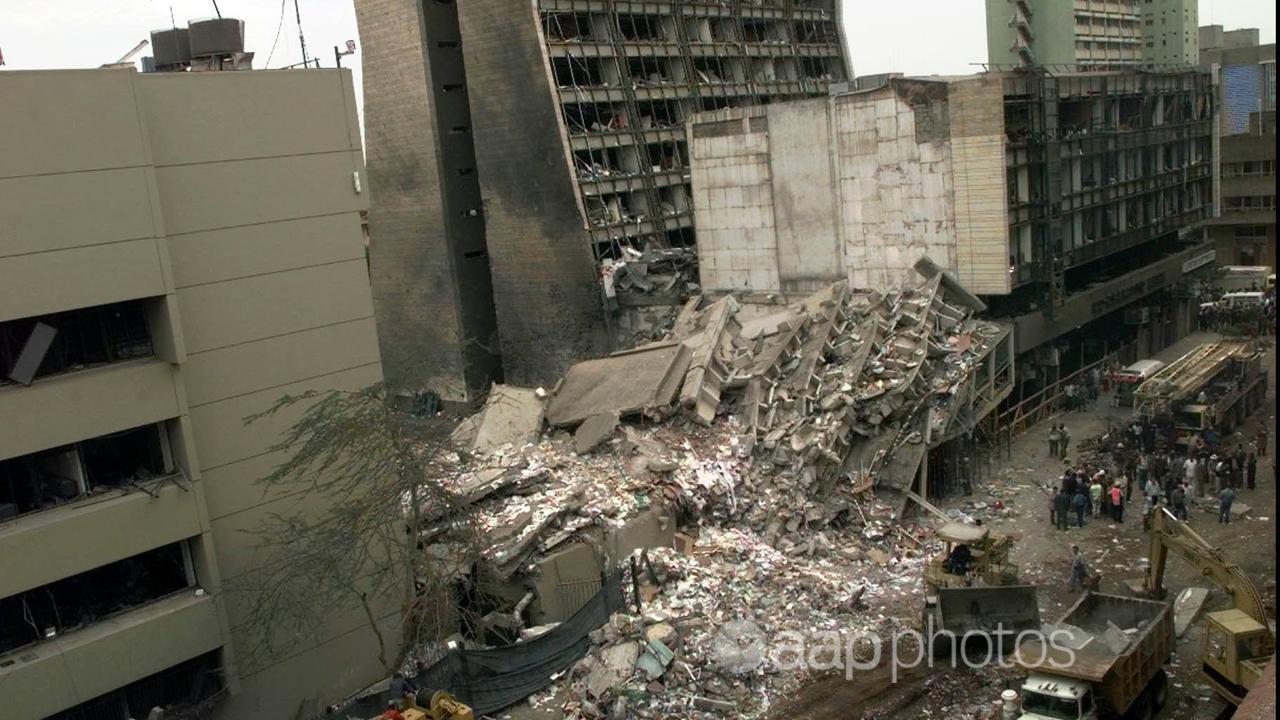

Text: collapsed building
xmin=418 ymin=262 xmax=1014 ymax=716
xmin=688 ymin=68 xmax=1218 ymax=404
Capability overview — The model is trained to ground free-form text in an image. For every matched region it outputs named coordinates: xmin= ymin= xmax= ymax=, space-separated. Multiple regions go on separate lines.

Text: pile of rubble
xmin=448 ymin=265 xmax=1005 ymax=564
xmin=603 ymin=247 xmax=700 ymax=307
xmin=434 ymin=263 xmax=1010 ymax=716
xmin=538 ymin=522 xmax=931 ymax=719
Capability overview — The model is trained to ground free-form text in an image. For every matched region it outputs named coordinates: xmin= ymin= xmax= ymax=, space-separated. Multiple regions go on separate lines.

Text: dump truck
xmin=1012 ymin=592 xmax=1173 ymax=720
xmin=924 ymin=585 xmax=1041 ymax=661
xmin=1132 ymin=339 xmax=1268 ymax=446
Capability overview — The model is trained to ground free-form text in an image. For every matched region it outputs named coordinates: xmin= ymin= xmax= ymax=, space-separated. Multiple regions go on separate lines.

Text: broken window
xmin=0 ymin=541 xmax=193 ymax=656
xmin=665 ymin=227 xmax=695 ymax=248
xmin=645 ymin=141 xmax=685 ymax=171
xmin=562 ymin=101 xmax=629 ymax=134
xmin=44 ymin=650 xmax=223 ymax=720
xmin=0 ymin=422 xmax=176 ymax=521
xmin=543 ymin=12 xmax=598 ymax=42
xmin=798 ymin=56 xmax=837 ymax=80
xmin=627 ymin=56 xmax=675 ymax=85
xmin=574 ymin=147 xmax=630 ymax=180
xmin=793 ymin=20 xmax=838 ymax=44
xmin=1 ymin=299 xmax=154 ymax=387
xmin=552 ymin=56 xmax=611 ymax=88
xmin=634 ymin=100 xmax=681 ymax=129
xmin=657 ymin=184 xmax=690 ymax=216
xmin=616 ymin=13 xmax=668 ymax=42
xmin=741 ymin=18 xmax=786 ymax=44
xmin=699 ymin=96 xmax=740 ymax=112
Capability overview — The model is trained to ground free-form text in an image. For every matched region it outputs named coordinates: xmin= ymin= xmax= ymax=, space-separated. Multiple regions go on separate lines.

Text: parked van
xmin=1219 ymin=291 xmax=1266 ymax=310
xmin=1112 ymin=359 xmax=1166 ymax=407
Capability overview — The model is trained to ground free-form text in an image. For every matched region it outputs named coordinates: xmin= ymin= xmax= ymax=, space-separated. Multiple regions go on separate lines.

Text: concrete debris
xmin=584 ymin=641 xmax=641 ymax=699
xmin=434 ymin=268 xmax=1009 ymax=715
xmin=465 ymin=384 xmax=545 ymax=455
xmin=546 ymin=341 xmax=691 ymax=426
xmin=1173 ymin=587 xmax=1211 ymax=637
xmin=636 ymin=637 xmax=675 ymax=680
xmin=574 ymin=412 xmax=620 ymax=454
xmin=549 ymin=525 xmax=928 ymax=718
xmin=607 ymin=247 xmax=700 ymax=306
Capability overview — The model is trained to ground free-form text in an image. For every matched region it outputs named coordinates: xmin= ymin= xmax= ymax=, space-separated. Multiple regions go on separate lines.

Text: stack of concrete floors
xmin=435 ymin=266 xmax=1006 ymax=717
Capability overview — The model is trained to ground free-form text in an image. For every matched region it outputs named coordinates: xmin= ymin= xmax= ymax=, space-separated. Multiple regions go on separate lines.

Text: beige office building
xmin=1 ymin=68 xmax=389 ymax=719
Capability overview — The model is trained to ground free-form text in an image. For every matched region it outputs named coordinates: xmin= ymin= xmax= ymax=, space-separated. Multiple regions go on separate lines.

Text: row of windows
xmin=1223 ymin=195 xmax=1276 ymax=211
xmin=1222 ymin=160 xmax=1276 ymax=177
xmin=1232 ymin=225 xmax=1270 ymax=240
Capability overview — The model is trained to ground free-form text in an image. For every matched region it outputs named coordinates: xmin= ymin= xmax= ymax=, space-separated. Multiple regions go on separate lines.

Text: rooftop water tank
xmin=150 ymin=27 xmax=191 ymax=67
xmin=188 ymin=18 xmax=245 ymax=58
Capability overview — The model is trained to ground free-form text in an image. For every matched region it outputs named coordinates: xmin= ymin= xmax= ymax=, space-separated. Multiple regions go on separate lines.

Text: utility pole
xmin=293 ymin=0 xmax=311 ymax=68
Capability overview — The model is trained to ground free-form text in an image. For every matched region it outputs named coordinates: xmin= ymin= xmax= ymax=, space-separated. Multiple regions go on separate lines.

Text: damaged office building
xmin=397 ymin=262 xmax=1013 ymax=715
xmin=356 ymin=0 xmax=849 ymax=400
xmin=688 ymin=68 xmax=1219 ymax=393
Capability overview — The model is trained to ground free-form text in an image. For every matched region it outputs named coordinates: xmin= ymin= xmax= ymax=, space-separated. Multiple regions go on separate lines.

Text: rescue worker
xmin=1218 ymin=485 xmax=1237 ymax=524
xmin=1068 ymin=545 xmax=1089 ymax=593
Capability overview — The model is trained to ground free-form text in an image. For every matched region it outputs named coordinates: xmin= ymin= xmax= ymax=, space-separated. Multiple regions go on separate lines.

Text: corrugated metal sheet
xmin=1223 ymin=64 xmax=1263 ymax=134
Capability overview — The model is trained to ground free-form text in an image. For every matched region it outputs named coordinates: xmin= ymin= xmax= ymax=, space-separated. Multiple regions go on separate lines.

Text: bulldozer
xmin=1133 ymin=507 xmax=1275 ymax=705
xmin=923 ymin=521 xmax=1020 ymax=594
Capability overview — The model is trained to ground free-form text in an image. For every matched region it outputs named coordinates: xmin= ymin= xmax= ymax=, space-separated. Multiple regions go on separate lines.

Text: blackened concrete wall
xmin=455 ymin=0 xmax=607 ymax=387
xmin=356 ymin=0 xmax=502 ymax=402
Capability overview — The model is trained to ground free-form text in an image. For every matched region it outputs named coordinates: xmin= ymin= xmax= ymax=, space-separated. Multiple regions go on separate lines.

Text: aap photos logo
xmin=707 ymin=618 xmax=1080 ymax=682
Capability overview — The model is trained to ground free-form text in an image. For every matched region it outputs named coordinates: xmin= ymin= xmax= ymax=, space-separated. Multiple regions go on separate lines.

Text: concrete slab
xmin=545 ymin=342 xmax=691 ymax=427
xmin=1173 ymin=586 xmax=1211 ymax=637
xmin=574 ymin=412 xmax=619 ymax=454
xmin=585 ymin=642 xmax=640 ymax=699
xmin=470 ymin=385 xmax=545 ymax=454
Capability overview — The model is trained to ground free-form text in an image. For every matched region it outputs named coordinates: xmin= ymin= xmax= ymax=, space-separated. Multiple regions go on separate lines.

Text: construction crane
xmin=1133 ymin=339 xmax=1267 ymax=446
xmin=1142 ymin=507 xmax=1274 ymax=705
xmin=101 ymin=39 xmax=150 ymax=69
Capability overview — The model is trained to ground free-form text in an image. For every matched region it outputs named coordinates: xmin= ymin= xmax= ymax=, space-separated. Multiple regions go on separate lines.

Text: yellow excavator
xmin=1141 ymin=507 xmax=1275 ymax=705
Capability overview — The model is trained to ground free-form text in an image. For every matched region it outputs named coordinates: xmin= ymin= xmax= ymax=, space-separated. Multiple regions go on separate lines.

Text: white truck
xmin=1011 ymin=592 xmax=1173 ymax=720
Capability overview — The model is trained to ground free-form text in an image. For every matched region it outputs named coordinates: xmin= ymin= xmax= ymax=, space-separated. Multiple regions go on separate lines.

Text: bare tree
xmin=229 ymin=383 xmax=477 ymax=674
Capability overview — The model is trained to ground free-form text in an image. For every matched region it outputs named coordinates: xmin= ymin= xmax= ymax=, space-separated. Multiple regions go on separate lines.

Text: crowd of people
xmin=1197 ymin=285 xmax=1276 ymax=337
xmin=1048 ymin=416 xmax=1268 ymax=537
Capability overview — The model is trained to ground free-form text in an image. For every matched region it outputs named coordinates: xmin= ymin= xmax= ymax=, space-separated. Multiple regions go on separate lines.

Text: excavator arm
xmin=1146 ymin=507 xmax=1272 ymax=634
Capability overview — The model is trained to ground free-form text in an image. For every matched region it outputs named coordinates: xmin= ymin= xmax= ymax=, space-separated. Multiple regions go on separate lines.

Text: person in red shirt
xmin=380 ymin=701 xmax=404 ymax=720
xmin=1109 ymin=483 xmax=1124 ymax=523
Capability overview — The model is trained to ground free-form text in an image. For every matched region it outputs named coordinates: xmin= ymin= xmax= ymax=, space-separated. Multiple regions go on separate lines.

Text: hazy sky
xmin=3 ymin=0 xmax=1276 ymax=131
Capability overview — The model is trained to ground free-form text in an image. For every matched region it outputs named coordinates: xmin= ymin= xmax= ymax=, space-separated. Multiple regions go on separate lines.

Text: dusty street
xmin=781 ymin=333 xmax=1277 ymax=720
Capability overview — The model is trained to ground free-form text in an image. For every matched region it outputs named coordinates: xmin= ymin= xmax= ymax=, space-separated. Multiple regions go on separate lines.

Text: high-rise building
xmin=987 ymin=0 xmax=1144 ymax=69
xmin=1 ymin=68 xmax=388 ymax=720
xmin=357 ymin=0 xmax=850 ymax=398
xmin=1200 ymin=25 xmax=1277 ymax=268
xmin=689 ymin=68 xmax=1217 ymax=368
xmin=1142 ymin=0 xmax=1199 ymax=66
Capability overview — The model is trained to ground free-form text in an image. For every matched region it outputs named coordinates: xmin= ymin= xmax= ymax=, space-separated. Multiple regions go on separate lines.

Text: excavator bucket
xmin=926 ymin=586 xmax=1041 ymax=660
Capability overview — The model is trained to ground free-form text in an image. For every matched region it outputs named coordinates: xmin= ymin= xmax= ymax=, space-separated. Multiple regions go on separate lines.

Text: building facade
xmin=356 ymin=0 xmax=849 ymax=397
xmin=1 ymin=68 xmax=390 ymax=720
xmin=1141 ymin=0 xmax=1198 ymax=66
xmin=986 ymin=0 xmax=1198 ymax=70
xmin=689 ymin=68 xmax=1215 ymax=367
xmin=987 ymin=0 xmax=1143 ymax=69
xmin=1200 ymin=26 xmax=1277 ymax=268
